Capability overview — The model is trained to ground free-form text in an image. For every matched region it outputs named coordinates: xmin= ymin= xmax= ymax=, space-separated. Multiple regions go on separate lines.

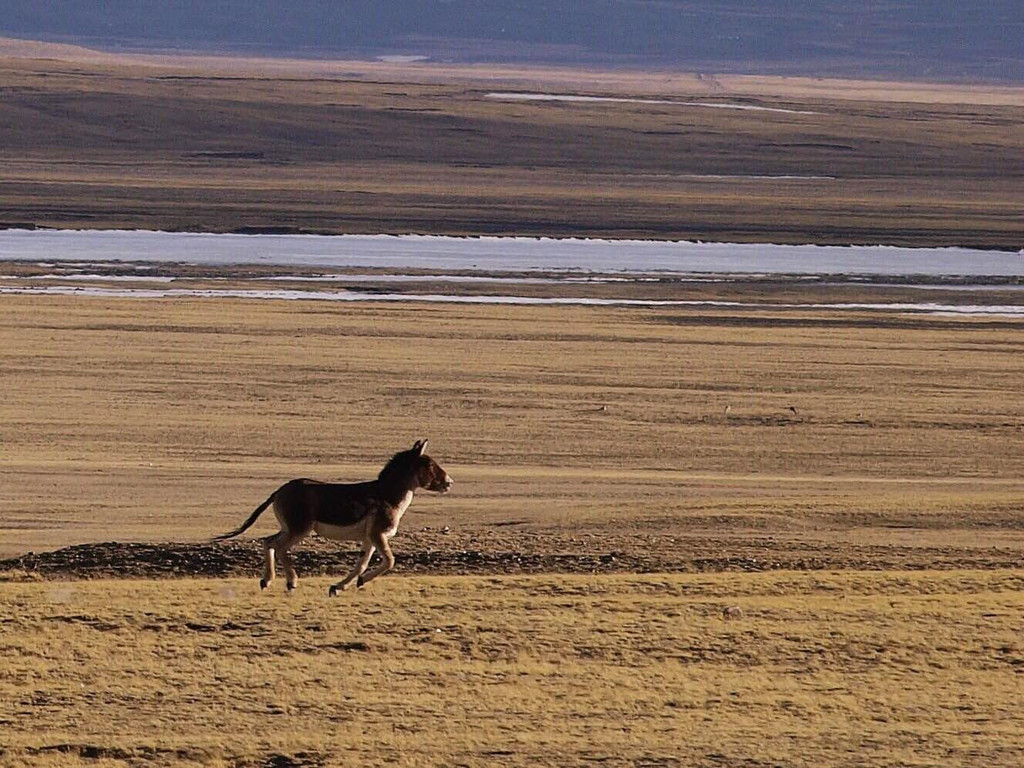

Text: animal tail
xmin=212 ymin=491 xmax=277 ymax=541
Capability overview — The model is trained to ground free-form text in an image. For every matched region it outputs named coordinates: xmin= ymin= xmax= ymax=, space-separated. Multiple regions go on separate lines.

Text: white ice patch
xmin=485 ymin=92 xmax=819 ymax=114
xmin=258 ymin=274 xmax=664 ymax=284
xmin=0 ymin=230 xmax=1020 ymax=278
xmin=25 ymin=273 xmax=175 ymax=282
xmin=0 ymin=284 xmax=748 ymax=306
xmin=261 ymin=274 xmax=568 ymax=284
xmin=376 ymin=55 xmax=429 ymax=63
xmin=683 ymin=101 xmax=819 ymax=115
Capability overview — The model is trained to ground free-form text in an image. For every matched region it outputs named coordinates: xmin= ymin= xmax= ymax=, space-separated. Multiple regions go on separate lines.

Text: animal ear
xmin=415 ymin=439 xmax=428 ymax=455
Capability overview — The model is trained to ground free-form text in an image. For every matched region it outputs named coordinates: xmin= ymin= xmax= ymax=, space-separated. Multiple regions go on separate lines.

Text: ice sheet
xmin=0 ymin=230 xmax=1020 ymax=278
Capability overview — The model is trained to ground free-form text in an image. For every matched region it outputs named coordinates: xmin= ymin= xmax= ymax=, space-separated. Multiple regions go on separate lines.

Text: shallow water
xmin=1 ymin=230 xmax=1020 ymax=278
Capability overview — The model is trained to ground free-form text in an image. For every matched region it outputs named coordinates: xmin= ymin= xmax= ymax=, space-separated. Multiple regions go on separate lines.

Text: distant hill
xmin=0 ymin=1 xmax=1021 ymax=81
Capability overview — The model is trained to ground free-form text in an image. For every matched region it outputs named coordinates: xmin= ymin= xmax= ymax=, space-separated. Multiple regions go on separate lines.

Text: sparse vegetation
xmin=1 ymin=571 xmax=1022 ymax=767
xmin=1 ymin=295 xmax=1022 ymax=561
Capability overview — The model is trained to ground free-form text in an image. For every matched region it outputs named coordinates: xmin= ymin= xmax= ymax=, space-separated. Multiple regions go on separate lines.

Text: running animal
xmin=214 ymin=440 xmax=452 ymax=595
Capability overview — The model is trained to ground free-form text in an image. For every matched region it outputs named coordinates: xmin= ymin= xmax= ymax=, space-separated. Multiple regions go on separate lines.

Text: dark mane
xmin=378 ymin=448 xmax=418 ymax=484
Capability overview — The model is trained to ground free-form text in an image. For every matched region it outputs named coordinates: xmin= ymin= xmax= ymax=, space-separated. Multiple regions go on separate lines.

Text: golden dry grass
xmin=1 ymin=290 xmax=1022 ymax=766
xmin=1 ymin=570 xmax=1022 ymax=767
xmin=1 ymin=294 xmax=1022 ymax=565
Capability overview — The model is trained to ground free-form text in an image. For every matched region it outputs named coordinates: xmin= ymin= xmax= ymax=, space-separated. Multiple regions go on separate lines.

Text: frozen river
xmin=0 ymin=229 xmax=1021 ymax=278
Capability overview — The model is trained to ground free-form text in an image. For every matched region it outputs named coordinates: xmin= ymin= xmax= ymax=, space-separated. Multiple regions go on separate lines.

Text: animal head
xmin=380 ymin=439 xmax=453 ymax=494
xmin=412 ymin=439 xmax=453 ymax=493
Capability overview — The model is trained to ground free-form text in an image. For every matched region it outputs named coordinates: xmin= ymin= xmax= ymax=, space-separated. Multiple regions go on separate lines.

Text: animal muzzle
xmin=436 ymin=475 xmax=454 ymax=494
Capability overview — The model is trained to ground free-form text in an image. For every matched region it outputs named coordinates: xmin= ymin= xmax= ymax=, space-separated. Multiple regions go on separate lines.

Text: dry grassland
xmin=2 ymin=571 xmax=1023 ymax=768
xmin=1 ymin=294 xmax=1022 ymax=563
xmin=1 ymin=291 xmax=1023 ymax=767
xmin=0 ymin=50 xmax=1021 ymax=247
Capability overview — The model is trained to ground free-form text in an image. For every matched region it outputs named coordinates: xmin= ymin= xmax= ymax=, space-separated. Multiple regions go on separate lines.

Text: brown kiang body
xmin=214 ymin=440 xmax=452 ymax=595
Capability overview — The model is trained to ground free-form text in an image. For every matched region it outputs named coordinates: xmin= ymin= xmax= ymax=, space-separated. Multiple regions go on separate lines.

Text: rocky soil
xmin=3 ymin=530 xmax=1021 ymax=581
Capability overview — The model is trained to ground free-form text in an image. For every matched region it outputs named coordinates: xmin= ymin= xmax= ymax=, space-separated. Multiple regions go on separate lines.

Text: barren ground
xmin=0 ymin=49 xmax=1021 ymax=247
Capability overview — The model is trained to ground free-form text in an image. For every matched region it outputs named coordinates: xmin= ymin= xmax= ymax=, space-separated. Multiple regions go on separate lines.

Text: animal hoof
xmin=287 ymin=583 xmax=296 ymax=592
xmin=259 ymin=579 xmax=269 ymax=591
xmin=328 ymin=585 xmax=339 ymax=597
xmin=356 ymin=575 xmax=365 ymax=588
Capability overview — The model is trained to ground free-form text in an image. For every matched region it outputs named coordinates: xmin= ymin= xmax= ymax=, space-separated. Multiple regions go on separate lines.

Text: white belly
xmin=314 ymin=520 xmax=367 ymax=542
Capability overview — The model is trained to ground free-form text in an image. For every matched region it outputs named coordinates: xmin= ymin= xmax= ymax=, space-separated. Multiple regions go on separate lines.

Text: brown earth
xmin=0 ymin=47 xmax=1021 ymax=247
xmin=2 ymin=533 xmax=1023 ymax=583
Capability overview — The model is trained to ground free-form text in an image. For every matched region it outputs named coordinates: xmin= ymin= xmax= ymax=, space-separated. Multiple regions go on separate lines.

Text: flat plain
xmin=2 ymin=294 xmax=1023 ymax=560
xmin=1 ymin=294 xmax=1023 ymax=766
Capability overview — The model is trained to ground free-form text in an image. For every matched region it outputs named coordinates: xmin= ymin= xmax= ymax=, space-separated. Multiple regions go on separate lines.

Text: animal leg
xmin=328 ymin=543 xmax=375 ymax=597
xmin=260 ymin=532 xmax=280 ymax=590
xmin=356 ymin=533 xmax=395 ymax=588
xmin=279 ymin=532 xmax=308 ymax=592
